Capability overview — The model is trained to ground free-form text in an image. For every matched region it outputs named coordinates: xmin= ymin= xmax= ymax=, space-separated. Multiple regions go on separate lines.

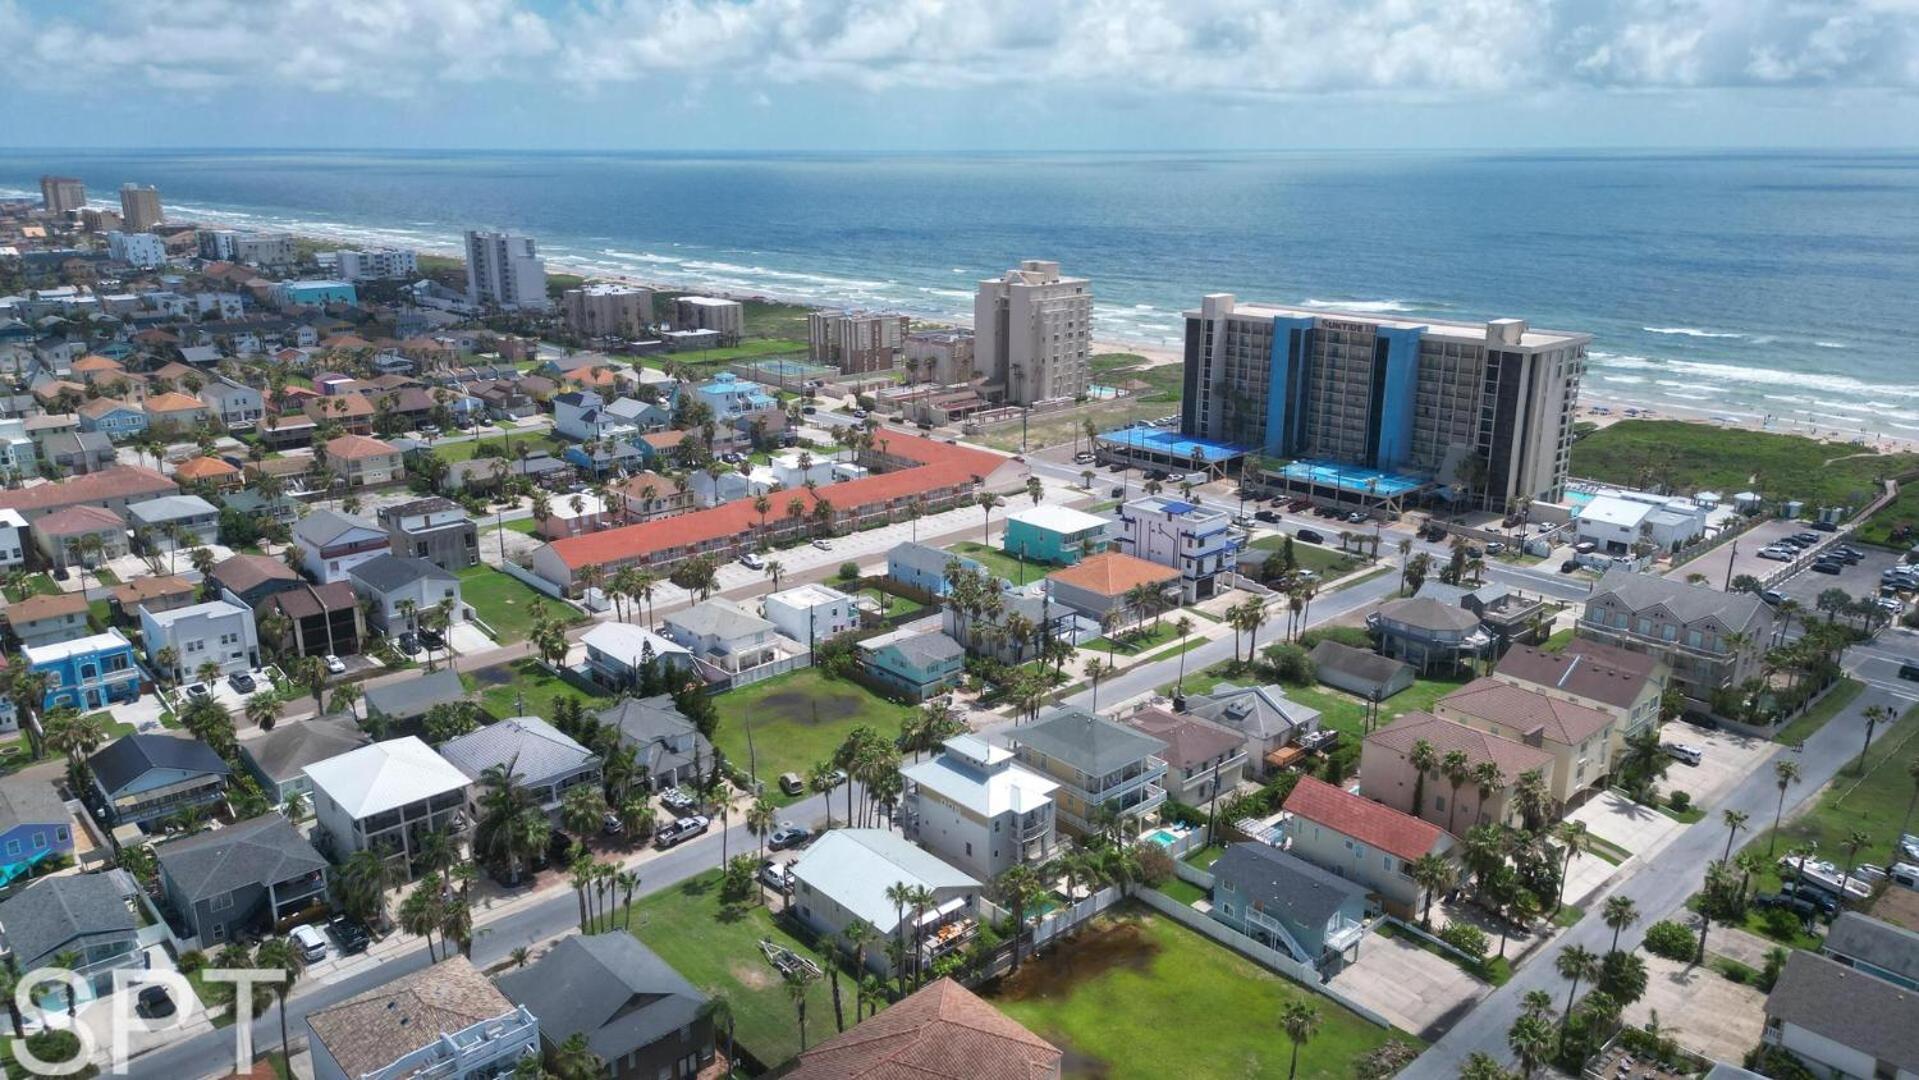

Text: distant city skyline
xmin=2 ymin=0 xmax=1915 ymax=150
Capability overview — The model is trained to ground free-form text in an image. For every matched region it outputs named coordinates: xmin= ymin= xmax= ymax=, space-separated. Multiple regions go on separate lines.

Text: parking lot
xmin=1654 ymin=723 xmax=1777 ymax=809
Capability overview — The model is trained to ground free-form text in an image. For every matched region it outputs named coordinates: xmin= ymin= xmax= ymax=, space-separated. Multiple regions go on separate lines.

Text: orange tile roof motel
xmin=1047 ymin=551 xmax=1179 ymax=597
xmin=1284 ymin=775 xmax=1446 ymax=863
xmin=548 ymin=430 xmax=1005 ymax=572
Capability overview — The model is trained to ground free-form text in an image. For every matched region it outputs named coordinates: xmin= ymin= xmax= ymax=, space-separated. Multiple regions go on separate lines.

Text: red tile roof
xmin=0 ymin=466 xmax=174 ymax=515
xmin=1284 ymin=775 xmax=1447 ymax=862
xmin=547 ymin=430 xmax=1005 ymax=573
xmin=787 ymin=978 xmax=1059 ymax=1080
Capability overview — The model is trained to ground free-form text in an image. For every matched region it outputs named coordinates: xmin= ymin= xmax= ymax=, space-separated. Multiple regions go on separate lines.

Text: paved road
xmin=125 ymin=785 xmax=851 ymax=1080
xmin=1402 ymin=660 xmax=1899 ymax=1077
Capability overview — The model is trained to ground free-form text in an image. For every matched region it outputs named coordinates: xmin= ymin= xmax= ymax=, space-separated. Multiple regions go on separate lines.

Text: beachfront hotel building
xmin=40 ymin=176 xmax=85 ymax=216
xmin=1178 ymin=294 xmax=1589 ymax=512
xmin=118 ymin=183 xmax=162 ymax=231
xmin=975 ymin=260 xmax=1092 ymax=407
xmin=562 ymin=282 xmax=654 ymax=339
xmin=808 ymin=309 xmax=910 ymax=374
xmin=464 ymin=230 xmax=549 ymax=311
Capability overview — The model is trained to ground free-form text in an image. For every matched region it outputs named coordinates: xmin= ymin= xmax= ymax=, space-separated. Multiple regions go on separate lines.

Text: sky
xmin=2 ymin=0 xmax=1917 ymax=150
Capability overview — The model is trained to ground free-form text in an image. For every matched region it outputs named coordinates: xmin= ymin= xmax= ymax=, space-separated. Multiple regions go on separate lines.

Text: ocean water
xmin=4 ymin=149 xmax=1917 ymax=437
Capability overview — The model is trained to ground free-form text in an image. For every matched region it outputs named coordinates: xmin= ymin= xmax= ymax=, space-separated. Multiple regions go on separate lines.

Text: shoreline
xmin=155 ymin=208 xmax=1911 ymax=450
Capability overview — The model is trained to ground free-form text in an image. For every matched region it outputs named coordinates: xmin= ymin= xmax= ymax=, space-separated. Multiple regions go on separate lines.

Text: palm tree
xmin=1770 ymin=760 xmax=1801 ymax=856
xmin=254 ymin=936 xmax=299 ymax=1071
xmin=1720 ymin=808 xmax=1749 ymax=862
xmin=1280 ymin=999 xmax=1322 ymax=1080
xmin=1556 ymin=944 xmax=1600 ymax=1026
xmin=1410 ymin=853 xmax=1455 ymax=929
xmin=1603 ymin=895 xmax=1639 ymax=954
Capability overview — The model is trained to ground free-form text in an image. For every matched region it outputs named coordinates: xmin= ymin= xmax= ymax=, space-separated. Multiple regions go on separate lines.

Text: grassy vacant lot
xmin=619 ymin=871 xmax=840 ymax=1071
xmin=459 ymin=565 xmax=582 ymax=643
xmin=712 ymin=668 xmax=912 ymax=805
xmin=950 ymin=541 xmax=1054 ymax=586
xmin=1569 ymin=420 xmax=1917 ymax=510
xmin=1165 ymin=660 xmax=1471 ymax=738
xmin=464 ymin=658 xmax=609 ymax=721
xmin=1749 ymin=700 xmax=1919 ymax=894
xmin=1249 ymin=536 xmax=1364 ymax=577
xmin=1091 ymin=353 xmax=1182 ymax=402
xmin=990 ymin=907 xmax=1409 ymax=1079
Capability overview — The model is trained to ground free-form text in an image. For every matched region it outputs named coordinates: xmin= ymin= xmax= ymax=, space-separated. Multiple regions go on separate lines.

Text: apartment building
xmin=465 ymin=230 xmax=548 ymax=311
xmin=901 ymin=734 xmax=1060 ymax=884
xmin=40 ymin=176 xmax=85 ymax=215
xmin=1179 ymin=294 xmax=1590 ymax=511
xmin=562 ymin=283 xmax=654 ymax=338
xmin=118 ymin=184 xmax=162 ymax=231
xmin=903 ymin=329 xmax=975 ymax=385
xmin=672 ymin=296 xmax=743 ymax=345
xmin=808 ymin=310 xmax=909 ymax=374
xmin=1579 ymin=569 xmax=1773 ymax=703
xmin=1010 ymin=707 xmax=1168 ymax=836
xmin=974 ymin=260 xmax=1092 ymax=406
xmin=1111 ymin=494 xmax=1238 ymax=601
xmin=332 ymin=247 xmax=418 ymax=281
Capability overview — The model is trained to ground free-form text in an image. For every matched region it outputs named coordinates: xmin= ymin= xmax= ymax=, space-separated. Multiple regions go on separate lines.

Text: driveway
xmin=1568 ymin=790 xmax=1680 ymax=855
xmin=1330 ymin=929 xmax=1490 ymax=1040
xmin=1624 ymin=953 xmax=1767 ymax=1064
xmin=1655 ymin=723 xmax=1776 ymax=810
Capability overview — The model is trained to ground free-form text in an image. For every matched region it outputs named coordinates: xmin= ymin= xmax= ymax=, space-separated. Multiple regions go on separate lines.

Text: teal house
xmin=1001 ymin=504 xmax=1111 ymax=566
xmin=857 ymin=628 xmax=966 ymax=702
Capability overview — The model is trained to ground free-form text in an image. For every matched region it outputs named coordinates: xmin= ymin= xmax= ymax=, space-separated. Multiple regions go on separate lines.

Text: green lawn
xmin=458 ymin=565 xmax=582 ymax=643
xmin=1248 ymin=536 xmax=1364 ymax=577
xmin=949 ymin=541 xmax=1055 ymax=586
xmin=712 ymin=669 xmax=913 ymax=805
xmin=990 ymin=907 xmax=1410 ymax=1079
xmin=1774 ymin=677 xmax=1866 ymax=746
xmin=619 ymin=871 xmax=841 ymax=1070
xmin=1570 ymin=419 xmax=1916 ymax=510
xmin=1747 ymin=700 xmax=1919 ymax=895
xmin=464 ymin=658 xmax=609 ymax=721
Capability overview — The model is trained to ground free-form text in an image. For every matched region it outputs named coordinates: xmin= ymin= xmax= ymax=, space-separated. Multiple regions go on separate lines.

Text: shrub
xmin=1642 ymin=919 xmax=1697 ymax=961
xmin=1439 ymin=922 xmax=1489 ymax=962
xmin=1668 ymin=790 xmax=1692 ymax=813
xmin=837 ymin=561 xmax=860 ymax=581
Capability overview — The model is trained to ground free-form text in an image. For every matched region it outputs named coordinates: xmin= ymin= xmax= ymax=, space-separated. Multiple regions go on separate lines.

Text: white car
xmin=323 ymin=655 xmax=346 ymax=674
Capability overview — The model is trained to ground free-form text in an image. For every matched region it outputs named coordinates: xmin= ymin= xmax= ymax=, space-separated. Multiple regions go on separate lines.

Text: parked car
xmin=1662 ymin=742 xmax=1704 ymax=766
xmin=228 ymin=671 xmax=256 ymax=694
xmin=1296 ymin=529 xmax=1325 ymax=545
xmin=768 ymin=824 xmax=812 ymax=850
xmin=328 ymin=914 xmax=371 ymax=954
xmin=759 ymin=859 xmax=794 ymax=893
xmin=655 ymin=815 xmax=711 ymax=848
xmin=290 ymin=923 xmax=329 ymax=963
xmin=324 ymin=654 xmax=347 ymax=674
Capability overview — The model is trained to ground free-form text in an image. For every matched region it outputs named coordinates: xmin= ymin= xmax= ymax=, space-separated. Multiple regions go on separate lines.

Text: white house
xmin=762 ymin=584 xmax=857 ymax=649
xmin=140 ymin=600 xmax=260 ymax=682
xmin=303 ymin=736 xmax=471 ymax=874
xmin=900 ymin=734 xmax=1059 ymax=882
xmin=789 ymin=829 xmax=981 ymax=977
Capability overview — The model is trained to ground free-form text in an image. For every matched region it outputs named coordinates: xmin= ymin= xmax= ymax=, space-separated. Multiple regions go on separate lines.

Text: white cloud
xmin=4 ymin=0 xmax=1915 ymax=104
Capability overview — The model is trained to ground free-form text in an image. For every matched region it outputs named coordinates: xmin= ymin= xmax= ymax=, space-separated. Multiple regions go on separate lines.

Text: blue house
xmin=888 ymin=542 xmax=985 ymax=598
xmin=0 ymin=776 xmax=73 ymax=886
xmin=24 ymin=630 xmax=142 ymax=712
xmin=857 ymin=629 xmax=966 ymax=702
xmin=1208 ymin=841 xmax=1371 ymax=975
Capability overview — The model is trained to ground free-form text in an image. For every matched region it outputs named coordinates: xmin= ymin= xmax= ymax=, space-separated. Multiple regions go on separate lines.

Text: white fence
xmin=1136 ymin=888 xmax=1398 ymax=1031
